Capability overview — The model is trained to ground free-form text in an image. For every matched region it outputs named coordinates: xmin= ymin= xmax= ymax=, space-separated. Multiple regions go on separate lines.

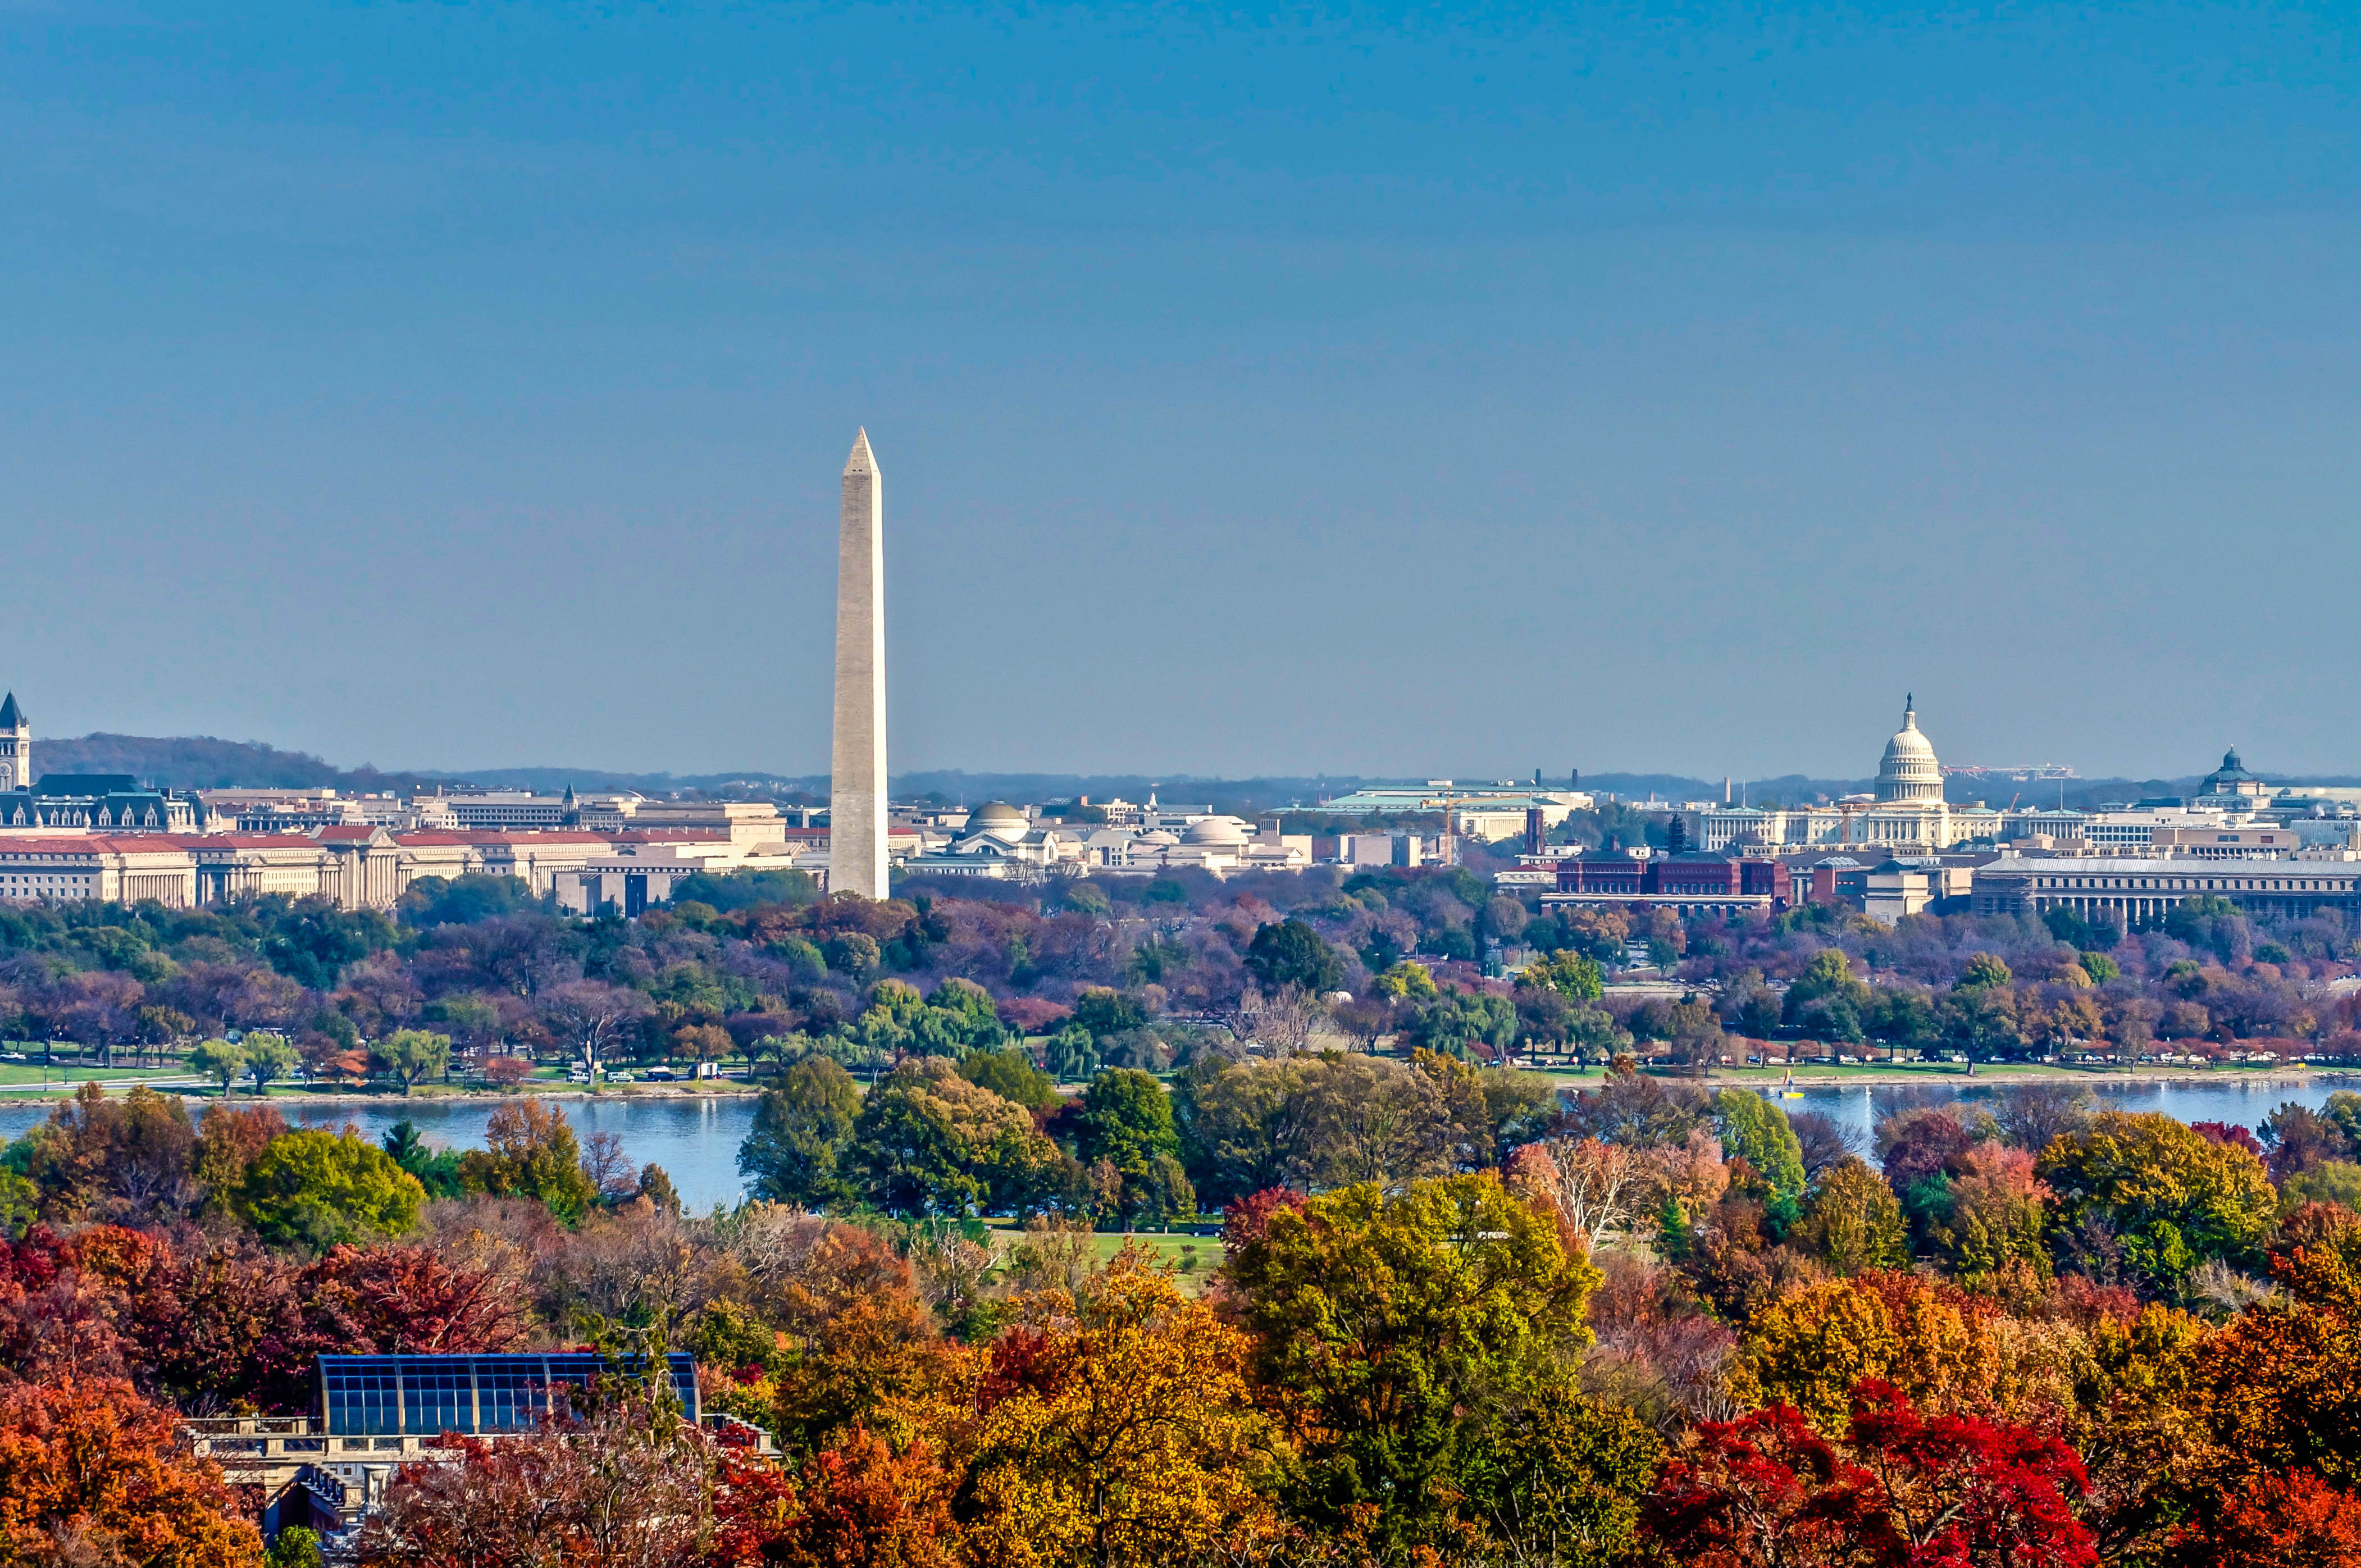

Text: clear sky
xmin=6 ymin=2 xmax=2357 ymax=782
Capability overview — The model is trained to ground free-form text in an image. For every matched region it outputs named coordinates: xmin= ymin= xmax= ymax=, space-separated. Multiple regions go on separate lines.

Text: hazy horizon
xmin=9 ymin=4 xmax=2358 ymax=779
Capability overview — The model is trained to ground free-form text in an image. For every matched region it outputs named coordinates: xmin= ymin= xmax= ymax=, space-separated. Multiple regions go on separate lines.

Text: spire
xmin=1902 ymin=693 xmax=1916 ymax=729
xmin=844 ymin=427 xmax=876 ymax=476
xmin=0 ymin=693 xmax=21 ymax=730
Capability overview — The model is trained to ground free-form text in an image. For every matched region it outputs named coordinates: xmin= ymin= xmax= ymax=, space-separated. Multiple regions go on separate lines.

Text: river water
xmin=0 ymin=1075 xmax=2353 ymax=1213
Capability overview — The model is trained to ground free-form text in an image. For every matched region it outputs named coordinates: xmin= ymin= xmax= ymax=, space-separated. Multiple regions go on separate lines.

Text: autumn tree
xmin=0 ymin=1376 xmax=262 ymax=1566
xmin=1729 ymin=1273 xmax=2009 ymax=1435
xmin=1644 ymin=1380 xmax=2099 ymax=1567
xmin=358 ymin=1389 xmax=720 ymax=1567
xmin=713 ymin=1427 xmax=957 ymax=1568
xmin=2038 ymin=1111 xmax=2275 ymax=1297
xmin=458 ymin=1100 xmax=599 ymax=1223
xmin=1225 ymin=1173 xmax=1602 ymax=1552
xmin=959 ymin=1257 xmax=1279 ymax=1568
xmin=1922 ymin=1141 xmax=2053 ymax=1293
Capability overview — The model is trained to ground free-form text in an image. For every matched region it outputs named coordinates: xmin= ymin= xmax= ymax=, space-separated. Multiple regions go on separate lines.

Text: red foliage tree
xmin=2189 ymin=1120 xmax=2266 ymax=1160
xmin=1645 ymin=1380 xmax=2099 ymax=1567
xmin=1221 ymin=1186 xmax=1309 ymax=1245
xmin=306 ymin=1245 xmax=534 ymax=1356
xmin=713 ymin=1426 xmax=958 ymax=1568
xmin=2198 ymin=1471 xmax=2361 ymax=1567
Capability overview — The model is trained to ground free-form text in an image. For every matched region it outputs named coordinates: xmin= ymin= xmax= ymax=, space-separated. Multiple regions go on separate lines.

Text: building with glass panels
xmin=188 ymin=1353 xmax=727 ymax=1548
xmin=316 ymin=1352 xmax=699 ymax=1437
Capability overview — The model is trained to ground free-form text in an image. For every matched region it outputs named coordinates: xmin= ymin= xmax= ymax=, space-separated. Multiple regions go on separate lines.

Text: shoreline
xmin=0 ymin=1081 xmax=768 ymax=1111
xmin=1661 ymin=1065 xmax=2357 ymax=1091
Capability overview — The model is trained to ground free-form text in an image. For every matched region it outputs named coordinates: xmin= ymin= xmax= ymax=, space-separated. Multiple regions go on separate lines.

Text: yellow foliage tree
xmin=1730 ymin=1273 xmax=1999 ymax=1434
xmin=1795 ymin=1157 xmax=1909 ymax=1277
xmin=955 ymin=1253 xmax=1281 ymax=1568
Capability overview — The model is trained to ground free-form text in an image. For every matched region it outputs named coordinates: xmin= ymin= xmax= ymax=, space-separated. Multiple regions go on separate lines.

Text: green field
xmin=0 ymin=1062 xmax=183 ymax=1088
xmin=1083 ymin=1230 xmax=1223 ymax=1292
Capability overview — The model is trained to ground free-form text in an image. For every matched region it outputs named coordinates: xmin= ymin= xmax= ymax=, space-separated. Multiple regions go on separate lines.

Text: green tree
xmin=1714 ymin=1089 xmax=1807 ymax=1202
xmin=1404 ymin=990 xmax=1520 ymax=1060
xmin=1043 ymin=1022 xmax=1100 ymax=1084
xmin=2038 ymin=1110 xmax=2276 ymax=1297
xmin=1864 ymin=986 xmax=1940 ymax=1058
xmin=241 ymin=1031 xmax=297 ymax=1094
xmin=1940 ymin=984 xmax=2026 ymax=1075
xmin=2079 ymin=951 xmax=2122 ymax=984
xmin=850 ymin=1056 xmax=1061 ymax=1216
xmin=1457 ymin=1380 xmax=1662 ymax=1567
xmin=266 ymin=1525 xmax=325 ymax=1568
xmin=958 ymin=1047 xmax=1061 ymax=1110
xmin=1518 ymin=950 xmax=1605 ymax=1004
xmin=1225 ymin=1174 xmax=1603 ymax=1554
xmin=187 ymin=1038 xmax=247 ymax=1098
xmin=1956 ymin=952 xmax=2014 ymax=991
xmin=1071 ymin=987 xmax=1150 ymax=1042
xmin=371 ymin=1028 xmax=453 ymax=1093
xmin=1243 ymin=919 xmax=1346 ymax=995
xmin=1781 ymin=949 xmax=1868 ymax=1027
xmin=823 ymin=931 xmax=882 ymax=981
xmin=923 ymin=977 xmax=1008 ymax=1052
xmin=738 ymin=1055 xmax=863 ymax=1208
xmin=380 ymin=1120 xmax=466 ymax=1200
xmin=1077 ymin=1068 xmax=1193 ymax=1224
xmin=233 ymin=1128 xmax=425 ymax=1250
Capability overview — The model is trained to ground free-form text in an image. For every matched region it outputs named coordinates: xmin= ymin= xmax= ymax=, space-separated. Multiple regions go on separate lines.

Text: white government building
xmin=1695 ymin=699 xmax=2002 ymax=852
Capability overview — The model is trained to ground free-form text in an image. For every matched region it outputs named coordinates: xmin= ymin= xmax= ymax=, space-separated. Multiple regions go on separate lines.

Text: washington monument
xmin=830 ymin=429 xmax=888 ymax=899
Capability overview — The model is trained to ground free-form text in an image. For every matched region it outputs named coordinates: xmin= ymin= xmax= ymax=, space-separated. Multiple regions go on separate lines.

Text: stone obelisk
xmin=830 ymin=429 xmax=890 ymax=899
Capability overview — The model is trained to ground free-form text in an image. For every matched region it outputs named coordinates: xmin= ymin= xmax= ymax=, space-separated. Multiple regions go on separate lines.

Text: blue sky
xmin=5 ymin=2 xmax=2358 ymax=781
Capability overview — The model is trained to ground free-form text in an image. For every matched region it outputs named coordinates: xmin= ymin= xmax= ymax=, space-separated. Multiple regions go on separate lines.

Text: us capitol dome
xmin=1876 ymin=695 xmax=1947 ymax=803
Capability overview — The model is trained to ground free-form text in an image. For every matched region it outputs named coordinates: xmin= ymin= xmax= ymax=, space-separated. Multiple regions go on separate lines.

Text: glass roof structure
xmin=316 ymin=1353 xmax=699 ymax=1437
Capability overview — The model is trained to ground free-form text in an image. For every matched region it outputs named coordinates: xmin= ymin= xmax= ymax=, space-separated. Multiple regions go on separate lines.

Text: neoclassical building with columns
xmin=1695 ymin=699 xmax=1998 ymax=852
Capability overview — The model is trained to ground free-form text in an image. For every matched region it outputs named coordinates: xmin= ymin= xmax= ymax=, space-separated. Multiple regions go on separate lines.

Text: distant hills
xmin=35 ymin=734 xmax=827 ymax=798
xmin=28 ymin=735 xmax=2361 ymax=815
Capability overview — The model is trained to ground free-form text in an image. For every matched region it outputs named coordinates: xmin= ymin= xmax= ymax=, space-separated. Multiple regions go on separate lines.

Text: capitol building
xmin=1695 ymin=698 xmax=2001 ymax=852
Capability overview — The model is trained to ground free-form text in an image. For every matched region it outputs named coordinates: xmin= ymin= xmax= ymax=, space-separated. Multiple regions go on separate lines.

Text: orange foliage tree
xmin=0 ymin=1376 xmax=260 ymax=1567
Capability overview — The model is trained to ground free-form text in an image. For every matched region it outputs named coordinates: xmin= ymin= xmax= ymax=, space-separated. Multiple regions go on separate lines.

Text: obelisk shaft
xmin=830 ymin=429 xmax=889 ymax=899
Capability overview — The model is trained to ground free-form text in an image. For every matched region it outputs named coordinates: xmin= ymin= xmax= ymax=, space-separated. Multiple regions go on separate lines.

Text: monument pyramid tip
xmin=845 ymin=427 xmax=876 ymax=473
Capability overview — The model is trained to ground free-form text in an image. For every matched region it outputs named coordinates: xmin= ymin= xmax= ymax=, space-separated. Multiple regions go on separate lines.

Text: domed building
xmin=1695 ymin=696 xmax=1993 ymax=853
xmin=960 ymin=800 xmax=1031 ymax=842
xmin=1855 ymin=696 xmax=1960 ymax=846
xmin=1876 ymin=698 xmax=1945 ymax=803
xmin=2197 ymin=747 xmax=2271 ymax=805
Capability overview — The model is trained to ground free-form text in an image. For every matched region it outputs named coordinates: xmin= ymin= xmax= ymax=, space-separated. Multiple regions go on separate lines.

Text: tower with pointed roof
xmin=830 ymin=430 xmax=890 ymax=899
xmin=0 ymin=693 xmax=28 ymax=793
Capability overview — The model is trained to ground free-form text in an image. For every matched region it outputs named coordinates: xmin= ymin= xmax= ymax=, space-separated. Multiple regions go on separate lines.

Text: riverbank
xmin=1656 ymin=1061 xmax=2350 ymax=1090
xmin=0 ymin=1078 xmax=768 ymax=1109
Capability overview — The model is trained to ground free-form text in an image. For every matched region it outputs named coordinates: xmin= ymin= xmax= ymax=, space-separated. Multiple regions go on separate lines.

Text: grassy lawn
xmin=1083 ymin=1230 xmax=1224 ymax=1293
xmin=0 ymin=1061 xmax=184 ymax=1086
